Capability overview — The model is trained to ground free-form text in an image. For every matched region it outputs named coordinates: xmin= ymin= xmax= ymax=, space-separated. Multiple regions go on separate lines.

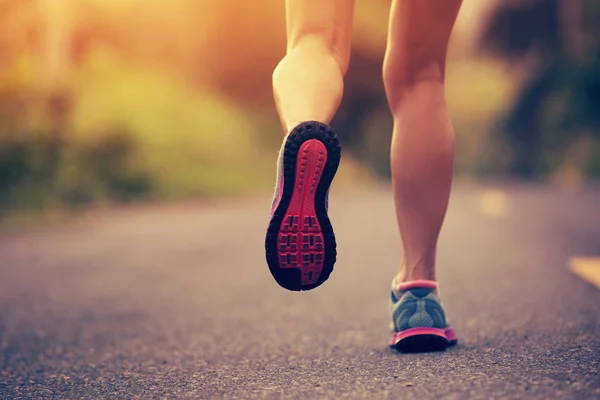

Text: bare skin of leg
xmin=383 ymin=0 xmax=463 ymax=283
xmin=272 ymin=0 xmax=354 ymax=133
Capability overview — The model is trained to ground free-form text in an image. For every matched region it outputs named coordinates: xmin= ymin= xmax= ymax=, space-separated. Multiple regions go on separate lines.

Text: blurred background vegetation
xmin=0 ymin=0 xmax=598 ymax=222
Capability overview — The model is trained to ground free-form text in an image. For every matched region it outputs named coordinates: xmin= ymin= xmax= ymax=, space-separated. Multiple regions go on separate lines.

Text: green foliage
xmin=479 ymin=0 xmax=600 ymax=179
xmin=0 ymin=50 xmax=275 ymax=215
xmin=563 ymin=46 xmax=600 ymax=135
xmin=0 ymin=128 xmax=151 ymax=211
xmin=70 ymin=49 xmax=273 ymax=198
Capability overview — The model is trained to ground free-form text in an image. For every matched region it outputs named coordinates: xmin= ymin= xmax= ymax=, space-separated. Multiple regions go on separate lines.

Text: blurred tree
xmin=478 ymin=0 xmax=600 ymax=178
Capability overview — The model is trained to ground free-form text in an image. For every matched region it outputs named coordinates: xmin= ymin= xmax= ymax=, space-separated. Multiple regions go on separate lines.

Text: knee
xmin=382 ymin=50 xmax=445 ymax=108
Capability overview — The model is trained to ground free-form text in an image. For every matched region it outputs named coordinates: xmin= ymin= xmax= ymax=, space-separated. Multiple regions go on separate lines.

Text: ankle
xmin=392 ymin=271 xmax=439 ymax=297
xmin=396 ymin=262 xmax=436 ymax=283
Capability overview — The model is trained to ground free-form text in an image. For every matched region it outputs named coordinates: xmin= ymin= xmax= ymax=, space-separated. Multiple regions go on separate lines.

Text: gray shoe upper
xmin=390 ymin=285 xmax=449 ymax=332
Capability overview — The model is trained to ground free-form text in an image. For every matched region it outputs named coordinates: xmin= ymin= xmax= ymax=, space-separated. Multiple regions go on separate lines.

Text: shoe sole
xmin=265 ymin=121 xmax=341 ymax=291
xmin=389 ymin=327 xmax=458 ymax=353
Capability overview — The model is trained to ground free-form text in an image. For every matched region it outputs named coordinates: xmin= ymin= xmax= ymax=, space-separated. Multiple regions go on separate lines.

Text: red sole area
xmin=277 ymin=140 xmax=328 ymax=286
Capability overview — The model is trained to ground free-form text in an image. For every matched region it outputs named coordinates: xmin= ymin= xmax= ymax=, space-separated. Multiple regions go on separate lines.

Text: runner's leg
xmin=383 ymin=0 xmax=463 ymax=283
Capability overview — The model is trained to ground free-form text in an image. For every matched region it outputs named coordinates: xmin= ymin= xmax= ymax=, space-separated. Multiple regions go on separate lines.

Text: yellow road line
xmin=569 ymin=257 xmax=600 ymax=289
xmin=478 ymin=189 xmax=509 ymax=218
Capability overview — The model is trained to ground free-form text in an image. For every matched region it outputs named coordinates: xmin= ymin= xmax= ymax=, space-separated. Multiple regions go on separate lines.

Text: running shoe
xmin=389 ymin=279 xmax=458 ymax=352
xmin=265 ymin=121 xmax=341 ymax=291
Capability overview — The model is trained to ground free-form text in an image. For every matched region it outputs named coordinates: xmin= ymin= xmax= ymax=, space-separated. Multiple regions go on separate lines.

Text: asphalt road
xmin=0 ymin=182 xmax=599 ymax=399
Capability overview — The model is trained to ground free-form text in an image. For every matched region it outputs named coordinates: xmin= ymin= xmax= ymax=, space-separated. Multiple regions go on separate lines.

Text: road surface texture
xmin=0 ymin=182 xmax=599 ymax=399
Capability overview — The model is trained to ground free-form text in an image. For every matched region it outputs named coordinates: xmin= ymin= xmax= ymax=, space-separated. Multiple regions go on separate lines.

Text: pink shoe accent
xmin=277 ymin=140 xmax=328 ymax=286
xmin=396 ymin=280 xmax=438 ymax=292
xmin=444 ymin=327 xmax=457 ymax=343
xmin=389 ymin=326 xmax=458 ymax=348
xmin=388 ymin=327 xmax=447 ymax=346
